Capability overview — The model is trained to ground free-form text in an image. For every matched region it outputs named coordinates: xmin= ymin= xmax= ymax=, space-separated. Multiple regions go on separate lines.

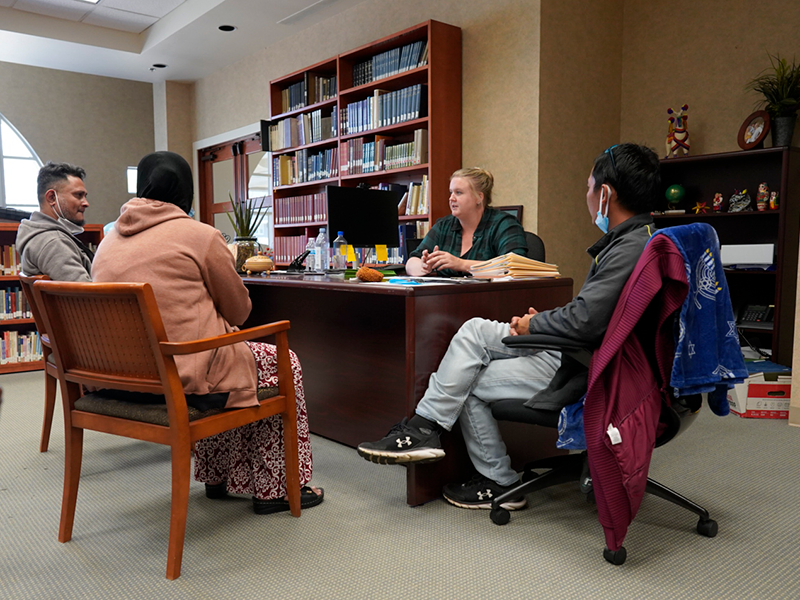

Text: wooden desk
xmin=244 ymin=275 xmax=574 ymax=504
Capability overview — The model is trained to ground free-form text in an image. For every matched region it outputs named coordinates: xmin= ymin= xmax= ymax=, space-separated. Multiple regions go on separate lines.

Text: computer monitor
xmin=326 ymin=185 xmax=400 ymax=247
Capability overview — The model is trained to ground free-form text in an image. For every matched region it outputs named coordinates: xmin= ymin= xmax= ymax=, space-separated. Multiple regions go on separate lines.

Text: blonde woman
xmin=406 ymin=168 xmax=527 ymax=277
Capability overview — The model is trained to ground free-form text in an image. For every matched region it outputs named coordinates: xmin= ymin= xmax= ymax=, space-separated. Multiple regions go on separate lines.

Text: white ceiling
xmin=0 ymin=0 xmax=369 ymax=82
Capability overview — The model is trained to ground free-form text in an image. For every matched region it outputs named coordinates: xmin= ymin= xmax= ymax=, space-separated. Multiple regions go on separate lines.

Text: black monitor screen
xmin=326 ymin=185 xmax=400 ymax=247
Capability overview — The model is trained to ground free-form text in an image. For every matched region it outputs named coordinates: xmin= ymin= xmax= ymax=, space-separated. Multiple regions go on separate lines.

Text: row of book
xmin=401 ymin=175 xmax=430 ymax=216
xmin=274 ymin=192 xmax=328 ymax=225
xmin=281 ymin=72 xmax=338 ymax=113
xmin=352 ymin=40 xmax=429 ymax=87
xmin=1 ymin=245 xmax=21 ymax=275
xmin=1 ymin=287 xmax=32 ymax=320
xmin=273 ymin=235 xmax=309 ymax=265
xmin=340 ymin=129 xmax=428 ymax=175
xmin=266 ymin=109 xmax=338 ymax=151
xmin=273 ymin=147 xmax=339 ymax=187
xmin=1 ymin=329 xmax=42 ymax=364
xmin=470 ymin=253 xmax=560 ymax=280
xmin=341 ymin=84 xmax=427 ymax=134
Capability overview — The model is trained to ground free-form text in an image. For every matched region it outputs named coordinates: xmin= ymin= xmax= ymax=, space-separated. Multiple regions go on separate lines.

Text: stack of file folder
xmin=470 ymin=252 xmax=560 ymax=279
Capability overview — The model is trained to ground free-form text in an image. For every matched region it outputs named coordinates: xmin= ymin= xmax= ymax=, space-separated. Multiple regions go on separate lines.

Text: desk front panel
xmin=245 ymin=278 xmax=574 ymax=450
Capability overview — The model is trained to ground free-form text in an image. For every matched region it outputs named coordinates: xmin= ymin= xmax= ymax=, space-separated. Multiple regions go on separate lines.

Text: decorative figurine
xmin=756 ymin=182 xmax=769 ymax=211
xmin=728 ymin=189 xmax=752 ymax=212
xmin=770 ymin=190 xmax=780 ymax=210
xmin=665 ymin=184 xmax=686 ymax=210
xmin=692 ymin=201 xmax=709 ymax=214
xmin=713 ymin=192 xmax=724 ymax=212
xmin=665 ymin=104 xmax=690 ymax=158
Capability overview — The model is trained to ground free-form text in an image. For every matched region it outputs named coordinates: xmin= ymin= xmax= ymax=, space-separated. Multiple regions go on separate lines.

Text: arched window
xmin=0 ymin=113 xmax=43 ymax=211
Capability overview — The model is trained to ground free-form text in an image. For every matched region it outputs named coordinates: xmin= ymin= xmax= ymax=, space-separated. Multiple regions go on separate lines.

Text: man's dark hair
xmin=591 ymin=143 xmax=660 ymax=215
xmin=37 ymin=162 xmax=86 ymax=205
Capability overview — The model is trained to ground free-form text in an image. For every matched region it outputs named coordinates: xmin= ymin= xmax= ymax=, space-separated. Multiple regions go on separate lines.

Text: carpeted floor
xmin=1 ymin=370 xmax=799 ymax=599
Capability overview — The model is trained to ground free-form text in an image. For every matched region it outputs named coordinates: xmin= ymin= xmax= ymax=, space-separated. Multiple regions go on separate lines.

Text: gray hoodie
xmin=16 ymin=211 xmax=92 ymax=282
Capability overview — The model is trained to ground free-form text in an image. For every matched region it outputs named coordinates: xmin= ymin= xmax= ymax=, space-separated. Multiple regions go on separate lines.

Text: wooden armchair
xmin=32 ymin=280 xmax=301 ymax=580
xmin=19 ymin=274 xmax=57 ymax=452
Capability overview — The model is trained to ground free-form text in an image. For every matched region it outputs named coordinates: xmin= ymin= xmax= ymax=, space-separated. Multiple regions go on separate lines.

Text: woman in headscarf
xmin=92 ymin=151 xmax=322 ymax=513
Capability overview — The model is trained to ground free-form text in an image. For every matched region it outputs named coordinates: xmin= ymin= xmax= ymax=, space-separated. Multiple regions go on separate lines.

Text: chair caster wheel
xmin=603 ymin=546 xmax=627 ymax=565
xmin=697 ymin=518 xmax=718 ymax=538
xmin=585 ymin=490 xmax=596 ymax=505
xmin=490 ymin=506 xmax=510 ymax=525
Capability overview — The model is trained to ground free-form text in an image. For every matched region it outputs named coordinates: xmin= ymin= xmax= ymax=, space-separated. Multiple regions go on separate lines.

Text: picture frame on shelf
xmin=738 ymin=110 xmax=770 ymax=150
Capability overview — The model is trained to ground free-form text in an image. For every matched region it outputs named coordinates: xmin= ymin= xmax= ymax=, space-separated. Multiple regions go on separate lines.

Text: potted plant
xmin=746 ymin=53 xmax=800 ymax=147
xmin=227 ymin=192 xmax=268 ymax=273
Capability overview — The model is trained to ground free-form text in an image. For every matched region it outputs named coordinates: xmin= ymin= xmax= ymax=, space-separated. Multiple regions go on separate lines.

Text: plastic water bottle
xmin=314 ymin=227 xmax=330 ymax=272
xmin=332 ymin=231 xmax=348 ymax=270
xmin=305 ymin=237 xmax=316 ymax=272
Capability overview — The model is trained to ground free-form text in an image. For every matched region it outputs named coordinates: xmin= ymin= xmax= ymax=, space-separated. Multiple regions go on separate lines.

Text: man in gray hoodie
xmin=17 ymin=162 xmax=93 ymax=282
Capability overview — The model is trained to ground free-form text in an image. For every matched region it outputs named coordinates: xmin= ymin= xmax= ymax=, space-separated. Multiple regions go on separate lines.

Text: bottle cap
xmin=338 ymin=231 xmax=344 ymax=236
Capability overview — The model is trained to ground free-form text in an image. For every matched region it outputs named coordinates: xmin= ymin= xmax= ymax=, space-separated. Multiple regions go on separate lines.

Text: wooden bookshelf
xmin=0 ymin=221 xmax=103 ymax=373
xmin=264 ymin=20 xmax=462 ymax=265
xmin=655 ymin=147 xmax=800 ymax=366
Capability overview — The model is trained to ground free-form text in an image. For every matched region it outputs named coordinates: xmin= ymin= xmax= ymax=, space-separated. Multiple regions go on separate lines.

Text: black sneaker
xmin=357 ymin=418 xmax=445 ymax=464
xmin=442 ymin=474 xmax=527 ymax=510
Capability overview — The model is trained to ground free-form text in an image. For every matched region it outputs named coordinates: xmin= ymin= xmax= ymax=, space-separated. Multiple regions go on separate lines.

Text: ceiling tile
xmin=0 ymin=0 xmax=16 ymax=8
xmin=82 ymin=6 xmax=158 ymax=34
xmin=12 ymin=0 xmax=91 ymax=21
xmin=99 ymin=0 xmax=186 ymax=19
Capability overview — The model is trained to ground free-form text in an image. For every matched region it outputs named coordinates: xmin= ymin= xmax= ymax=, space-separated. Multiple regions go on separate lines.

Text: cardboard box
xmin=727 ymin=372 xmax=790 ymax=419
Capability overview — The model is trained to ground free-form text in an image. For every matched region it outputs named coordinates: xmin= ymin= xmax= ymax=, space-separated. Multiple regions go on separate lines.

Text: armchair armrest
xmin=160 ymin=320 xmax=291 ymax=356
xmin=502 ymin=334 xmax=593 ymax=367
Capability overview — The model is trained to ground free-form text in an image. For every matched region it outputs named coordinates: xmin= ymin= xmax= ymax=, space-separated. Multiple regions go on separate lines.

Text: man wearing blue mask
xmin=358 ymin=143 xmax=660 ymax=511
xmin=17 ymin=162 xmax=93 ymax=282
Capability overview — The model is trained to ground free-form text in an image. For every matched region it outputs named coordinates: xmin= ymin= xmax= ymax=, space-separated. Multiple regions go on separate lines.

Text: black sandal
xmin=253 ymin=486 xmax=324 ymax=514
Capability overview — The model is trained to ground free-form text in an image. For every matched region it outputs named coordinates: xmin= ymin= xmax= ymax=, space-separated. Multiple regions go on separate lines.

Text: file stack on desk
xmin=470 ymin=252 xmax=560 ymax=279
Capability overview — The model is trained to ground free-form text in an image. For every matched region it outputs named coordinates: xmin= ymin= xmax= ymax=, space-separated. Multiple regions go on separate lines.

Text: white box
xmin=720 ymin=244 xmax=774 ymax=266
xmin=727 ymin=372 xmax=790 ymax=419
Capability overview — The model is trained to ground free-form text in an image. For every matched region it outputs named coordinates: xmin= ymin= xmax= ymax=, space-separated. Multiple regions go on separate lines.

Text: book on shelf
xmin=1 ymin=244 xmax=20 ymax=275
xmin=274 ymin=192 xmax=327 ymax=225
xmin=342 ymin=84 xmax=427 ymax=134
xmin=1 ymin=287 xmax=31 ymax=320
xmin=352 ymin=39 xmax=429 ymax=87
xmin=273 ymin=147 xmax=339 ymax=186
xmin=469 ymin=253 xmax=560 ymax=279
xmin=1 ymin=329 xmax=42 ymax=364
xmin=280 ymin=72 xmax=337 ymax=113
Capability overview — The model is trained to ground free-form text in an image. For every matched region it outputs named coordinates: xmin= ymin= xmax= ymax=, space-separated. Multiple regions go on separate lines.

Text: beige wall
xmin=538 ymin=0 xmax=624 ymax=285
xmin=0 ymin=61 xmax=154 ymax=226
xmin=621 ymin=0 xmax=800 ymax=155
xmin=193 ymin=0 xmax=542 ymax=238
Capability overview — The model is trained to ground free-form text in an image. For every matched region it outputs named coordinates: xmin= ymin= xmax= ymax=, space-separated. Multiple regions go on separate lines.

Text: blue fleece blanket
xmin=654 ymin=223 xmax=748 ymax=415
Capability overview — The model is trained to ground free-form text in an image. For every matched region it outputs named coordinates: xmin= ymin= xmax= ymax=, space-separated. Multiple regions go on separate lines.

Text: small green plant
xmin=746 ymin=53 xmax=800 ymax=118
xmin=226 ymin=192 xmax=267 ymax=238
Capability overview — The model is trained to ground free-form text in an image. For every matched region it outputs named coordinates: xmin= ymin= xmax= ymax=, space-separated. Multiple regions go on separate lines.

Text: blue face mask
xmin=595 ymin=187 xmax=609 ymax=234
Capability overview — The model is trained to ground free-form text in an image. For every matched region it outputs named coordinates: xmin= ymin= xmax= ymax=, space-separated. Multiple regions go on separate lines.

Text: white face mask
xmin=53 ymin=191 xmax=84 ymax=235
xmin=594 ymin=186 xmax=610 ymax=234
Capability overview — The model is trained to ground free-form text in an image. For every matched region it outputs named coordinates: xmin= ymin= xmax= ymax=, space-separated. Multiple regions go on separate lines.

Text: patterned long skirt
xmin=193 ymin=341 xmax=313 ymax=500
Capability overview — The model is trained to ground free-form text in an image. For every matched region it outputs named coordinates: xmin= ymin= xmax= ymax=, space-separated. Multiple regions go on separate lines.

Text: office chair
xmin=524 ymin=231 xmax=545 ymax=262
xmin=33 ymin=280 xmax=303 ymax=580
xmin=487 ymin=224 xmax=742 ymax=565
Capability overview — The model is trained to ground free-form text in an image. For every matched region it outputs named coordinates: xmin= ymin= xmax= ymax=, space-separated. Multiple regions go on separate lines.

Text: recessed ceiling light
xmin=77 ymin=0 xmax=101 ymax=4
xmin=219 ymin=25 xmax=237 ymax=32
xmin=152 ymin=64 xmax=167 ymax=69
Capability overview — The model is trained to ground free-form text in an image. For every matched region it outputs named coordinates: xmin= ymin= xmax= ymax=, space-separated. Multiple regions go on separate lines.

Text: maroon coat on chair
xmin=583 ymin=234 xmax=689 ymax=552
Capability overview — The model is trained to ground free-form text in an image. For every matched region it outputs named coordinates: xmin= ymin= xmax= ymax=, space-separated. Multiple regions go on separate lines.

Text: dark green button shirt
xmin=410 ymin=207 xmax=528 ymax=276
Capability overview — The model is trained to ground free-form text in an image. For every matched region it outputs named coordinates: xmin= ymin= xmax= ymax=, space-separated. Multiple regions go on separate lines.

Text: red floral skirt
xmin=193 ymin=341 xmax=313 ymax=499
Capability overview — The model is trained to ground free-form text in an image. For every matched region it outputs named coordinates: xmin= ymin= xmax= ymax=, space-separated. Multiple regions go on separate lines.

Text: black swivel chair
xmin=487 ymin=228 xmax=725 ymax=565
xmin=524 ymin=231 xmax=545 ymax=262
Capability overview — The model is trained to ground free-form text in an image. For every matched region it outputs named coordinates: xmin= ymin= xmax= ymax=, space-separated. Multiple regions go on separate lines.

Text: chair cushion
xmin=74 ymin=387 xmax=279 ymax=427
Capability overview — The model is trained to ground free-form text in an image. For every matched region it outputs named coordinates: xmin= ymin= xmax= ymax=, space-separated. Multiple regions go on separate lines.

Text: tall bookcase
xmin=264 ymin=20 xmax=462 ymax=265
xmin=655 ymin=147 xmax=800 ymax=366
xmin=0 ymin=222 xmax=104 ymax=374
